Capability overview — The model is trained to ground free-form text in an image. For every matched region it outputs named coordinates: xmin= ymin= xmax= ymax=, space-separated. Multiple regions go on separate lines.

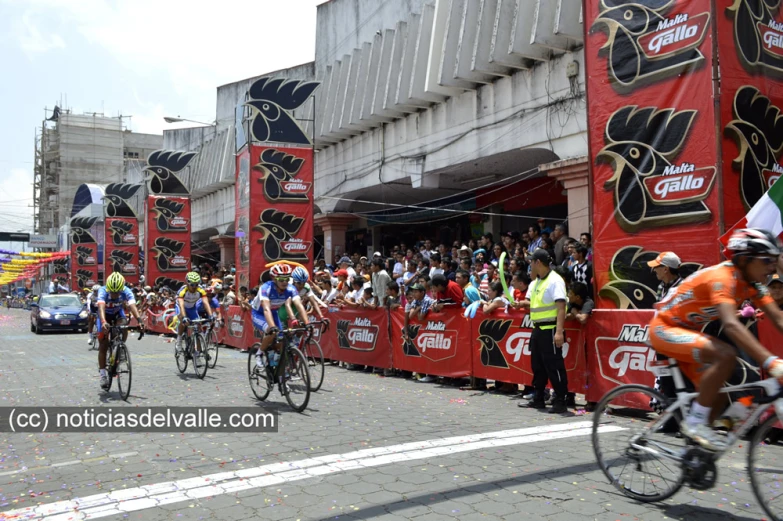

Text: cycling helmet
xmin=212 ymin=283 xmax=223 ymax=291
xmin=292 ymin=266 xmax=309 ymax=283
xmin=727 ymin=228 xmax=781 ymax=257
xmin=92 ymin=285 xmax=100 ymax=292
xmin=186 ymin=271 xmax=201 ymax=285
xmin=106 ymin=272 xmax=126 ymax=292
xmin=270 ymin=263 xmax=293 ymax=279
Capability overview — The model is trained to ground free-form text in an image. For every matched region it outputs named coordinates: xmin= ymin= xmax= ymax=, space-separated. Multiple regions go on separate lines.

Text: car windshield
xmin=39 ymin=296 xmax=82 ymax=308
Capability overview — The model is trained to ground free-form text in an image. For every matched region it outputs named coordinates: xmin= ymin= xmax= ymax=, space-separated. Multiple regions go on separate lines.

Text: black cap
xmin=409 ymin=283 xmax=425 ymax=292
xmin=526 ymin=248 xmax=552 ymax=265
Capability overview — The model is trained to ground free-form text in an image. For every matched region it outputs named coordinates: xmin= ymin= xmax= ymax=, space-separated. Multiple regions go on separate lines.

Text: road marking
xmin=1 ymin=421 xmax=623 ymax=520
xmin=0 ymin=452 xmax=139 ymax=477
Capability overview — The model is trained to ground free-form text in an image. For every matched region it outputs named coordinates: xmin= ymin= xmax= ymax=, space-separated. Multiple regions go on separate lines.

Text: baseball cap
xmin=769 ymin=273 xmax=783 ymax=286
xmin=334 ymin=269 xmax=349 ymax=278
xmin=338 ymin=256 xmax=353 ymax=265
xmin=373 ymin=251 xmax=382 ymax=257
xmin=526 ymin=249 xmax=552 ymax=264
xmin=647 ymin=252 xmax=681 ymax=269
xmin=409 ymin=283 xmax=425 ymax=292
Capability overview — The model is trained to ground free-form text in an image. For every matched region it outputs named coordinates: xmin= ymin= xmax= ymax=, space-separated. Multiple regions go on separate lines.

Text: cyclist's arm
xmin=128 ymin=301 xmax=143 ymax=323
xmin=292 ymin=296 xmax=309 ymax=325
xmin=177 ymin=297 xmax=186 ymax=318
xmin=307 ymin=294 xmax=325 ymax=319
xmin=98 ymin=301 xmax=107 ymax=325
xmin=200 ymin=295 xmax=213 ymax=317
xmin=261 ymin=299 xmax=276 ymax=329
xmin=718 ymin=302 xmax=775 ymax=365
xmin=284 ymin=298 xmax=295 ymax=321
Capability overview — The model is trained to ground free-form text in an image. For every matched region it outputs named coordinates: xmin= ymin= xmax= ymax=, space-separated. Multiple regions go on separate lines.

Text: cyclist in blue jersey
xmin=86 ymin=285 xmax=100 ymax=345
xmin=196 ymin=284 xmax=223 ymax=325
xmin=97 ymin=272 xmax=144 ymax=389
xmin=251 ymin=264 xmax=310 ymax=368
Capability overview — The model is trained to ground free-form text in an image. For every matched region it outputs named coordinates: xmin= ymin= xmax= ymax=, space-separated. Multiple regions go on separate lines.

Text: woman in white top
xmin=482 ymin=282 xmax=509 ymax=314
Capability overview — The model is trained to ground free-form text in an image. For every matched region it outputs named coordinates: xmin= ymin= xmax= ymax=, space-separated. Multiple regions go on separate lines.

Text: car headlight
xmin=39 ymin=311 xmax=51 ymax=319
xmin=79 ymin=310 xmax=89 ymax=318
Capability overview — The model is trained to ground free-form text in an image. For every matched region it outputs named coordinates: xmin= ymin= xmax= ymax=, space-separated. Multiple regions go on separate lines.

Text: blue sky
xmin=0 ymin=0 xmax=321 ymax=247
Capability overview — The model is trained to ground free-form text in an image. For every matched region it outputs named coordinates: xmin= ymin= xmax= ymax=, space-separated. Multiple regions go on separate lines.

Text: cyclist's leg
xmin=184 ymin=307 xmax=200 ymax=351
xmin=96 ymin=314 xmax=113 ymax=387
xmin=251 ymin=312 xmax=275 ymax=352
xmin=175 ymin=304 xmax=186 ymax=346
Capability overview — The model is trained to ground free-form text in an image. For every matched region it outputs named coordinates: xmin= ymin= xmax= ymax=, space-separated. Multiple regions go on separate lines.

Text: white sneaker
xmin=419 ymin=376 xmax=436 ymax=383
xmin=681 ymin=422 xmax=727 ymax=452
xmin=522 ymin=392 xmax=536 ymax=400
xmin=256 ymin=355 xmax=265 ymax=368
xmin=99 ymin=374 xmax=110 ymax=389
xmin=87 ymin=336 xmax=93 ymax=344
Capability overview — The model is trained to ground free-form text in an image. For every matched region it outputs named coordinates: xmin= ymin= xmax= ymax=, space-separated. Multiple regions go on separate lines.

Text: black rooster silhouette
xmin=245 ymin=77 xmax=320 ymax=145
xmin=598 ymin=105 xmax=713 ymax=232
xmin=592 ymin=0 xmax=707 ymax=92
xmin=401 ymin=324 xmax=422 ymax=357
xmin=52 ymin=258 xmax=69 ymax=274
xmin=252 ymin=209 xmax=308 ymax=262
xmin=143 ymin=150 xmax=197 ymax=195
xmin=75 ymin=246 xmax=95 ymax=266
xmin=108 ymin=220 xmax=135 ymax=246
xmin=337 ymin=320 xmax=351 ymax=350
xmin=600 ymin=246 xmax=702 ymax=309
xmin=728 ymin=0 xmax=783 ymax=76
xmin=155 ymin=276 xmax=185 ymax=292
xmin=70 ymin=217 xmax=98 ymax=244
xmin=76 ymin=269 xmax=96 ymax=288
xmin=152 ymin=198 xmax=186 ymax=232
xmin=478 ymin=319 xmax=512 ymax=368
xmin=109 ymin=250 xmax=135 ymax=274
xmin=253 ymin=148 xmax=308 ymax=202
xmin=151 ymin=237 xmax=186 ymax=272
xmin=103 ymin=183 xmax=142 ymax=218
xmin=725 ymin=86 xmax=783 ymax=210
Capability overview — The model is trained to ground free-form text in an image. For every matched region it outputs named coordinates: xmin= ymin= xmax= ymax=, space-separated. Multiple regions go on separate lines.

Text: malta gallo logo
xmin=151 ymin=237 xmax=188 ymax=272
xmin=152 ymin=198 xmax=188 ymax=232
xmin=75 ymin=246 xmax=97 ymax=266
xmin=109 ymin=250 xmax=136 ymax=275
xmin=599 ymin=105 xmax=716 ymax=232
xmin=337 ymin=318 xmax=379 ymax=351
xmin=229 ymin=313 xmax=244 ymax=338
xmin=415 ymin=321 xmax=457 ymax=362
xmin=727 ymin=0 xmax=783 ymax=75
xmin=478 ymin=319 xmax=513 ymax=368
xmin=600 ymin=245 xmax=702 ymax=309
xmin=70 ymin=217 xmax=98 ymax=244
xmin=103 ymin=183 xmax=141 ymax=218
xmin=244 ymin=77 xmax=320 ymax=145
xmin=76 ymin=269 xmax=97 ymax=289
xmin=143 ymin=150 xmax=197 ymax=195
xmin=253 ymin=148 xmax=310 ymax=202
xmin=108 ymin=220 xmax=137 ymax=246
xmin=253 ymin=209 xmax=311 ymax=262
xmin=591 ymin=0 xmax=709 ymax=91
xmin=725 ymin=86 xmax=783 ymax=210
xmin=401 ymin=323 xmax=422 ymax=357
xmin=53 ymin=258 xmax=68 ymax=274
xmin=595 ymin=325 xmax=655 ymax=385
xmin=154 ymin=277 xmax=185 ymax=292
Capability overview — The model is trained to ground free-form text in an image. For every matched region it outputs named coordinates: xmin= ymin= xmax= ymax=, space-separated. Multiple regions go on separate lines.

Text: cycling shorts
xmin=97 ymin=310 xmax=126 ymax=335
xmin=89 ymin=304 xmax=98 ymax=315
xmin=649 ymin=315 xmax=711 ymax=385
xmin=175 ymin=304 xmax=200 ymax=322
xmin=251 ymin=310 xmax=282 ymax=334
xmin=195 ymin=299 xmax=215 ymax=318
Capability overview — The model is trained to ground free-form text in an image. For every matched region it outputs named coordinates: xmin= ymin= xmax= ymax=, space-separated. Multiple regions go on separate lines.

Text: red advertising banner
xmin=389 ymin=308 xmax=472 ymax=378
xmin=145 ymin=195 xmax=192 ymax=288
xmin=716 ymin=1 xmax=783 ymax=227
xmin=242 ymin=145 xmax=314 ymax=287
xmin=235 ymin=147 xmax=251 ymax=292
xmin=70 ymin=244 xmax=99 ymax=290
xmin=585 ymin=310 xmax=657 ymax=405
xmin=470 ymin=309 xmax=587 ymax=394
xmin=319 ymin=307 xmax=392 ymax=368
xmin=585 ymin=0 xmax=721 ymax=310
xmin=222 ymin=305 xmax=258 ymax=351
xmin=105 ymin=217 xmax=140 ymax=285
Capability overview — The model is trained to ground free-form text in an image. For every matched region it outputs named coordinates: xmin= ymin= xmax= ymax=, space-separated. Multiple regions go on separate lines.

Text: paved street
xmin=0 ymin=307 xmax=773 ymax=521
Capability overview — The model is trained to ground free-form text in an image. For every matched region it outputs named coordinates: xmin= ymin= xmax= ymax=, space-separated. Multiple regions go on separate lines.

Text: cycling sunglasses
xmin=751 ymin=256 xmax=777 ymax=265
xmin=274 ymin=276 xmax=291 ymax=282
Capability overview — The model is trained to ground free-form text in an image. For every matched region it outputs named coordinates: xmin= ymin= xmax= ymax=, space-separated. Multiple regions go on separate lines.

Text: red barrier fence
xmin=320 ymin=307 xmax=392 ymax=368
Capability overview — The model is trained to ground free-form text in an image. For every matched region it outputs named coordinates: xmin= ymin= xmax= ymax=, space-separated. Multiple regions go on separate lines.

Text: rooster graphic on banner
xmin=151 ymin=237 xmax=187 ymax=272
xmin=253 ymin=148 xmax=310 ymax=202
xmin=253 ymin=209 xmax=310 ymax=262
xmin=151 ymin=198 xmax=187 ymax=232
xmin=70 ymin=217 xmax=98 ymax=244
xmin=478 ymin=319 xmax=512 ymax=368
xmin=245 ymin=77 xmax=320 ymax=145
xmin=103 ymin=183 xmax=141 ymax=218
xmin=727 ymin=0 xmax=783 ymax=76
xmin=143 ymin=150 xmax=197 ymax=195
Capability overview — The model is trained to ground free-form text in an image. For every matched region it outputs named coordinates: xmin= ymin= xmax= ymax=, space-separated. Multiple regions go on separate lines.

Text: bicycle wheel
xmin=115 ymin=344 xmax=132 ymax=401
xmin=592 ymin=384 xmax=687 ymax=502
xmin=302 ymin=338 xmax=325 ymax=392
xmin=175 ymin=337 xmax=188 ymax=373
xmin=192 ymin=333 xmax=208 ymax=379
xmin=283 ymin=346 xmax=311 ymax=413
xmin=248 ymin=344 xmax=272 ymax=401
xmin=206 ymin=328 xmax=219 ymax=369
xmin=749 ymin=409 xmax=783 ymax=521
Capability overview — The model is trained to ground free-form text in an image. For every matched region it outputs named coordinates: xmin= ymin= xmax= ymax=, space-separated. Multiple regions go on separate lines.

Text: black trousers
xmin=531 ymin=326 xmax=568 ymax=399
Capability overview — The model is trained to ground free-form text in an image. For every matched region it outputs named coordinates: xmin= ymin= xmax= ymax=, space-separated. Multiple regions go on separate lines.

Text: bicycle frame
xmin=628 ymin=359 xmax=783 ymax=463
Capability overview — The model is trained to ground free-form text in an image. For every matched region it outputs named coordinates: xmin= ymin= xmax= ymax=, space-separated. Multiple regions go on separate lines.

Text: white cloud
xmin=13 ymin=12 xmax=65 ymax=56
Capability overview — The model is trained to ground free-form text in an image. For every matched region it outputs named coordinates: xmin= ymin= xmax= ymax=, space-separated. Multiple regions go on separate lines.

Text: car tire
xmin=30 ymin=322 xmax=34 ymax=333
xmin=34 ymin=323 xmax=41 ymax=335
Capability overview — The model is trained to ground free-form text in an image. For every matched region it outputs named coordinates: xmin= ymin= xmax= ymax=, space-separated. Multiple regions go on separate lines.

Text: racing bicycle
xmin=175 ymin=317 xmax=213 ymax=379
xmin=592 ymin=357 xmax=783 ymax=520
xmin=299 ymin=319 xmax=327 ymax=392
xmin=103 ymin=320 xmax=144 ymax=401
xmin=201 ymin=318 xmax=221 ymax=369
xmin=248 ymin=324 xmax=313 ymax=412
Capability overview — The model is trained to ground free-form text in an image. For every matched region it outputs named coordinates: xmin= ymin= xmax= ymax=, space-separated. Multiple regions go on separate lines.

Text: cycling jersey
xmin=87 ymin=293 xmax=99 ymax=313
xmin=252 ymin=281 xmax=300 ymax=312
xmin=278 ymin=283 xmax=313 ymax=322
xmin=650 ymin=262 xmax=774 ymax=385
xmin=97 ymin=287 xmax=136 ymax=315
xmin=196 ymin=296 xmax=220 ymax=317
xmin=177 ymin=286 xmax=207 ymax=309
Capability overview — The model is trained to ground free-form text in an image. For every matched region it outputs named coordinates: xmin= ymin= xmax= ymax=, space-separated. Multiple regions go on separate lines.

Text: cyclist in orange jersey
xmin=650 ymin=228 xmax=783 ymax=451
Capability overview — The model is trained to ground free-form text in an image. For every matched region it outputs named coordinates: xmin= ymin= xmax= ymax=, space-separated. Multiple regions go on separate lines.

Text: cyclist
xmin=279 ymin=267 xmax=328 ymax=326
xmin=97 ymin=272 xmax=144 ymax=390
xmin=650 ymin=228 xmax=783 ymax=451
xmin=251 ymin=264 xmax=310 ymax=368
xmin=86 ymin=285 xmax=100 ymax=344
xmin=197 ymin=284 xmax=223 ymax=325
xmin=176 ymin=272 xmax=215 ymax=355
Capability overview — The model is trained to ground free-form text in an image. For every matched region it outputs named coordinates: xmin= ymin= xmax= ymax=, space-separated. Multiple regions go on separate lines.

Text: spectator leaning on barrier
xmin=385 ymin=281 xmax=401 ymax=310
xmin=370 ymin=258 xmax=392 ymax=305
xmin=405 ymin=282 xmax=437 ymax=383
xmin=566 ymin=281 xmax=594 ymax=325
xmin=518 ymin=248 xmax=569 ymax=414
xmin=430 ymin=274 xmax=464 ymax=312
xmin=570 ymin=244 xmax=593 ymax=298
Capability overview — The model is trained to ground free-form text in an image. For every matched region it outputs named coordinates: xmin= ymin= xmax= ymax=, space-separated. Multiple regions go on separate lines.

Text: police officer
xmin=517 ymin=249 xmax=569 ymax=413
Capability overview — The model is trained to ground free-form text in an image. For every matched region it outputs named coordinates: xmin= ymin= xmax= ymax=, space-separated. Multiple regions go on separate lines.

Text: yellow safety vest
xmin=529 ymin=271 xmax=564 ymax=329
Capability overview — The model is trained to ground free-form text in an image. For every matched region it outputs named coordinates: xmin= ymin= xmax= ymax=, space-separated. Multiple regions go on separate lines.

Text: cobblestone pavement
xmin=0 ymin=307 xmax=776 ymax=520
